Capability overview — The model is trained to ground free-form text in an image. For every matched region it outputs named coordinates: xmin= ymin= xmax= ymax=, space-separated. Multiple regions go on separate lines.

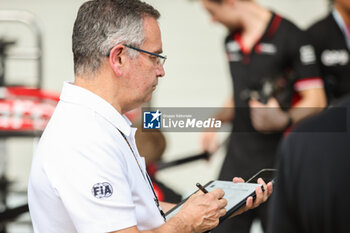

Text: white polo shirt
xmin=28 ymin=82 xmax=164 ymax=233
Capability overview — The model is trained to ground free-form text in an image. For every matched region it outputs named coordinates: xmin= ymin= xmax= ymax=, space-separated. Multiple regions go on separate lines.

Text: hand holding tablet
xmin=165 ymin=169 xmax=275 ymax=232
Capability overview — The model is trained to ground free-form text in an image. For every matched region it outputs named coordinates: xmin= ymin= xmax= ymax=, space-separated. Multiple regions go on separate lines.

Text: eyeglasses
xmin=123 ymin=44 xmax=167 ymax=66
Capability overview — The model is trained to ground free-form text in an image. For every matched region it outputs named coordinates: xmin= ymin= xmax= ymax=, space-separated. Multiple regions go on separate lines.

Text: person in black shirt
xmin=199 ymin=0 xmax=327 ymax=232
xmin=268 ymin=96 xmax=350 ymax=233
xmin=307 ymin=0 xmax=350 ymax=104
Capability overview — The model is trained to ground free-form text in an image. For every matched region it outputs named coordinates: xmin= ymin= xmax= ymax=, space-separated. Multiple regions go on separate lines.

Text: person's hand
xmin=230 ymin=177 xmax=273 ymax=217
xmin=249 ymin=97 xmax=290 ymax=133
xmin=175 ymin=188 xmax=227 ymax=233
xmin=200 ymin=131 xmax=218 ymax=155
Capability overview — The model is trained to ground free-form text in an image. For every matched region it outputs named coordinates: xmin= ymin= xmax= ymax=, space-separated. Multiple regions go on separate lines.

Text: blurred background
xmin=0 ymin=0 xmax=328 ymax=232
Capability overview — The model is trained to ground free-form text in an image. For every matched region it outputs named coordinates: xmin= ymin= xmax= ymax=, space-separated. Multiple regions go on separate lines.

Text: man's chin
xmin=144 ymin=93 xmax=153 ymax=103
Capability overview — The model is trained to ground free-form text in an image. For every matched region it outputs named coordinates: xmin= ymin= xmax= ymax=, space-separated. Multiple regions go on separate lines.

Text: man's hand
xmin=230 ymin=177 xmax=273 ymax=217
xmin=173 ymin=188 xmax=227 ymax=233
xmin=249 ymin=97 xmax=290 ymax=133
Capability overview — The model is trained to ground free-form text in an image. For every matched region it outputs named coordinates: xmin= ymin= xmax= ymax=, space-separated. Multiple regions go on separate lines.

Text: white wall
xmin=0 ymin=0 xmax=328 ymax=195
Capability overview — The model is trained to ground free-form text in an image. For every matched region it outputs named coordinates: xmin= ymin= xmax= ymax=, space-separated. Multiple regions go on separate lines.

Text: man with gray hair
xmin=28 ymin=0 xmax=271 ymax=232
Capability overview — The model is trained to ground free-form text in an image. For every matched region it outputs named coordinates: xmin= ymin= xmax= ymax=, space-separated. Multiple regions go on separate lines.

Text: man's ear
xmin=108 ymin=44 xmax=127 ymax=77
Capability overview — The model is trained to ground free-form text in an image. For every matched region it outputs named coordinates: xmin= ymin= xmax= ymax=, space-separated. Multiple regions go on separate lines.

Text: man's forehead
xmin=142 ymin=17 xmax=163 ymax=52
xmin=143 ymin=16 xmax=161 ymax=36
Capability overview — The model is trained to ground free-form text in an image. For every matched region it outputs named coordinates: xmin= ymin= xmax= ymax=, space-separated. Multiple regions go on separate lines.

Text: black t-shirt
xmin=307 ymin=13 xmax=350 ymax=103
xmin=268 ymin=96 xmax=350 ymax=233
xmin=220 ymin=13 xmax=322 ymax=180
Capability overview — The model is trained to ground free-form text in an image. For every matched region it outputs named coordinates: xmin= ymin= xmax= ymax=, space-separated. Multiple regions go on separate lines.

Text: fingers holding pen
xmin=195 ymin=188 xmax=227 ymax=214
xmin=192 ymin=187 xmax=226 ymax=209
xmin=209 ymin=188 xmax=225 ymax=200
xmin=211 ymin=189 xmax=228 ymax=214
xmin=204 ymin=189 xmax=227 ymax=219
xmin=178 ymin=188 xmax=227 ymax=232
xmin=195 ymin=183 xmax=225 ymax=204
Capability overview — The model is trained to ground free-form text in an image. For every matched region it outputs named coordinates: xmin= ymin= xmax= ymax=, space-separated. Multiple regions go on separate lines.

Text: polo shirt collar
xmin=59 ymin=81 xmax=132 ymax=137
xmin=333 ymin=8 xmax=350 ymax=50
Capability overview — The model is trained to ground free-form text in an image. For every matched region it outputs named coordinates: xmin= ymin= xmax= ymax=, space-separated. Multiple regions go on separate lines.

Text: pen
xmin=196 ymin=182 xmax=208 ymax=194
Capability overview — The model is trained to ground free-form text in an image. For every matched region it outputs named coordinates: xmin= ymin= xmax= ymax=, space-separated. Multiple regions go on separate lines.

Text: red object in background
xmin=152 ymin=182 xmax=165 ymax=202
xmin=146 ymin=163 xmax=158 ymax=178
xmin=125 ymin=107 xmax=142 ymax=123
xmin=0 ymin=86 xmax=59 ymax=132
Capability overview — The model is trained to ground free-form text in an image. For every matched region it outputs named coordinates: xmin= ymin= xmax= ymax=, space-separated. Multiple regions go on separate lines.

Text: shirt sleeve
xmin=45 ymin=134 xmax=137 ymax=233
xmin=286 ymin=25 xmax=324 ymax=92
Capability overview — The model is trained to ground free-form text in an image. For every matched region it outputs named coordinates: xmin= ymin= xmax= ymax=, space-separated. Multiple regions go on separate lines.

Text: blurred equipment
xmin=0 ymin=10 xmax=59 ymax=233
xmin=0 ymin=10 xmax=43 ymax=88
xmin=152 ymin=151 xmax=210 ymax=172
xmin=240 ymin=73 xmax=295 ymax=108
xmin=0 ymin=39 xmax=15 ymax=86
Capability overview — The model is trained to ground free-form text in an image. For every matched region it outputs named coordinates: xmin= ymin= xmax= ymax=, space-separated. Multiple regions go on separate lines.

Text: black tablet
xmin=246 ymin=168 xmax=277 ymax=184
xmin=165 ymin=181 xmax=262 ymax=223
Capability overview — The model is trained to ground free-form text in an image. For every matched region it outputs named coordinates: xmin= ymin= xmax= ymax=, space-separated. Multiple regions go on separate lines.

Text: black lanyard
xmin=117 ymin=129 xmax=166 ymax=222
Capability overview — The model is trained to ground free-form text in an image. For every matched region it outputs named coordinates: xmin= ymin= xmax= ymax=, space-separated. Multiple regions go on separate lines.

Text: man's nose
xmin=156 ymin=65 xmax=165 ymax=78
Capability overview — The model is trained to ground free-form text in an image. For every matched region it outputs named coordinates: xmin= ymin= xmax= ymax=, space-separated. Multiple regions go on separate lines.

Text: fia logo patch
xmin=92 ymin=182 xmax=113 ymax=199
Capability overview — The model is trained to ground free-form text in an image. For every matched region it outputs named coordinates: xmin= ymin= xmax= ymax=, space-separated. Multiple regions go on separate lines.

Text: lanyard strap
xmin=117 ymin=129 xmax=166 ymax=222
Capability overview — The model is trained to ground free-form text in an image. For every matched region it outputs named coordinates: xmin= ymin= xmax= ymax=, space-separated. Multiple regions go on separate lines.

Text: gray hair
xmin=72 ymin=0 xmax=160 ymax=76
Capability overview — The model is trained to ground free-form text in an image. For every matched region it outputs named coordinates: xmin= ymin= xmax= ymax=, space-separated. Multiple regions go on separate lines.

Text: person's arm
xmin=249 ymin=23 xmax=327 ymax=133
xmin=286 ymin=23 xmax=327 ymax=124
xmin=159 ymin=202 xmax=176 ymax=213
xmin=249 ymin=87 xmax=326 ymax=132
xmin=288 ymin=88 xmax=326 ymax=123
xmin=200 ymin=97 xmax=234 ymax=154
xmin=109 ymin=189 xmax=227 ymax=233
xmin=213 ymin=97 xmax=235 ymax=123
xmin=109 ymin=177 xmax=273 ymax=233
